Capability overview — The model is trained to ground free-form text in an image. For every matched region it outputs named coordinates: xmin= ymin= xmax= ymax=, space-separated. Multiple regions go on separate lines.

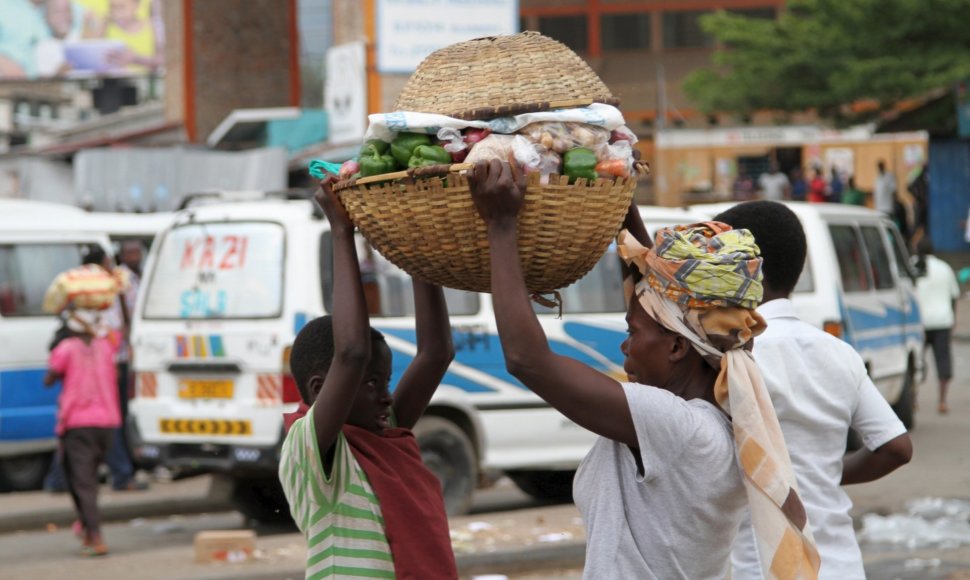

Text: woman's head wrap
xmin=618 ymin=222 xmax=820 ymax=580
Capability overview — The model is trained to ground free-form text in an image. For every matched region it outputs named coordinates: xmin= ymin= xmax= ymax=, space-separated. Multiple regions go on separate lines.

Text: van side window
xmin=319 ymin=232 xmax=480 ymax=316
xmin=0 ymin=244 xmax=82 ymax=316
xmin=537 ymin=247 xmax=626 ymax=314
xmin=829 ymin=225 xmax=871 ymax=292
xmin=860 ymin=226 xmax=894 ymax=290
xmin=885 ymin=224 xmax=915 ymax=280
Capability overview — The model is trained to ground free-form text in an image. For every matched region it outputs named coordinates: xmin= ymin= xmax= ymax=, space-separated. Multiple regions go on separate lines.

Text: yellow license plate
xmin=159 ymin=419 xmax=252 ymax=436
xmin=178 ymin=379 xmax=234 ymax=399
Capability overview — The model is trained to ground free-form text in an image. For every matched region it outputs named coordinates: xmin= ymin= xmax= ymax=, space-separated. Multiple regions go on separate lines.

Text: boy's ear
xmin=306 ymin=374 xmax=324 ymax=400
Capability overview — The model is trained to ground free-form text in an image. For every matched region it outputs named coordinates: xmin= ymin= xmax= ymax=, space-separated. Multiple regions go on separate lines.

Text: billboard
xmin=377 ymin=0 xmax=518 ymax=73
xmin=0 ymin=0 xmax=164 ymax=80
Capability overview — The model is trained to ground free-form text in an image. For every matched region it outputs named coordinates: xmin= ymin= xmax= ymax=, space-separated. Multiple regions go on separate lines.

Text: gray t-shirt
xmin=574 ymin=383 xmax=746 ymax=580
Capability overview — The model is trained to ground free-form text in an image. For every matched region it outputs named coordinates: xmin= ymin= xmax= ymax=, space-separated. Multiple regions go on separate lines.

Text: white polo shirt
xmin=731 ymin=299 xmax=907 ymax=580
xmin=916 ymin=255 xmax=959 ymax=330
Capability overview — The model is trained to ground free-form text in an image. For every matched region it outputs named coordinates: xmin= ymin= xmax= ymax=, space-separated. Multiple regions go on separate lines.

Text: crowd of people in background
xmin=733 ymin=158 xmax=931 ymax=252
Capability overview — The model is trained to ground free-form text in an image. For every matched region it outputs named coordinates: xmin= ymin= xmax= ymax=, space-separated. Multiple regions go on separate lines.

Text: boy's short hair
xmin=290 ymin=316 xmax=388 ymax=404
xmin=713 ymin=201 xmax=807 ymax=296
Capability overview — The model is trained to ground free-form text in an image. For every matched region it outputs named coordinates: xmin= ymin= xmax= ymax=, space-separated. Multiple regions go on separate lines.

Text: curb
xmin=227 ymin=541 xmax=588 ymax=580
xmin=0 ymin=493 xmax=233 ymax=535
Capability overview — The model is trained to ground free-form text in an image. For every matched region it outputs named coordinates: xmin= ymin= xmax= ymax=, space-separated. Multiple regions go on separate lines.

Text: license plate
xmin=159 ymin=418 xmax=251 ymax=436
xmin=178 ymin=379 xmax=234 ymax=399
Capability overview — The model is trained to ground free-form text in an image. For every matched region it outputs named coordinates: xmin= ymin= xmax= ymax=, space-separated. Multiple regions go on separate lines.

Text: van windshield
xmin=143 ymin=222 xmax=284 ymax=319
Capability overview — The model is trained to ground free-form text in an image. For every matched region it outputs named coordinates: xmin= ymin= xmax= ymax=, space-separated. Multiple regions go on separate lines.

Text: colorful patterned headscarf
xmin=618 ymin=222 xmax=820 ymax=580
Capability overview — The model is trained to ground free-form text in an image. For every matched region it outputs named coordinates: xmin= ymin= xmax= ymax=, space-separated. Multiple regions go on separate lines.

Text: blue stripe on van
xmin=562 ymin=322 xmax=625 ymax=365
xmin=0 ymin=369 xmax=59 ymax=441
xmin=379 ymin=326 xmax=622 ymax=393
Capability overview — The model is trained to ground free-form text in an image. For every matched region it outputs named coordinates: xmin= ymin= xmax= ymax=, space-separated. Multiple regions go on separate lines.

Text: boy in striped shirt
xmin=279 ymin=177 xmax=457 ymax=579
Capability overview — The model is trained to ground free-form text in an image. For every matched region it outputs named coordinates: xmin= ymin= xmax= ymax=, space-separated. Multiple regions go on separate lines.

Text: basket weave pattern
xmin=394 ymin=31 xmax=617 ymax=120
xmin=338 ymin=172 xmax=636 ymax=294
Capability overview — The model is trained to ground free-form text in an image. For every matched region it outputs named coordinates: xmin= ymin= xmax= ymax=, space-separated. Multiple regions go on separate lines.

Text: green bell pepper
xmin=360 ymin=139 xmax=389 ymax=158
xmin=407 ymin=144 xmax=452 ymax=168
xmin=359 ymin=150 xmax=397 ymax=177
xmin=390 ymin=132 xmax=431 ymax=167
xmin=563 ymin=148 xmax=599 ymax=184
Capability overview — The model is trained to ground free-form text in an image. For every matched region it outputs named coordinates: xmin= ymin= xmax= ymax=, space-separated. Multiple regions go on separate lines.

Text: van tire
xmin=413 ymin=416 xmax=476 ymax=516
xmin=0 ymin=452 xmax=52 ymax=492
xmin=227 ymin=475 xmax=293 ymax=524
xmin=892 ymin=365 xmax=916 ymax=430
xmin=507 ymin=470 xmax=576 ymax=503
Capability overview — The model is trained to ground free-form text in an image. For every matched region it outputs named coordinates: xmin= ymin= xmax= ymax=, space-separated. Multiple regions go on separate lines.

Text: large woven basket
xmin=335 ymin=31 xmax=636 ymax=294
xmin=335 ymin=169 xmax=637 ymax=294
xmin=394 ymin=31 xmax=619 ymax=120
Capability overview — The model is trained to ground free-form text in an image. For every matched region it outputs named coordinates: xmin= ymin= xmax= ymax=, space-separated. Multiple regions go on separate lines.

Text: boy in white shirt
xmin=715 ymin=200 xmax=913 ymax=580
xmin=914 ymin=237 xmax=960 ymax=413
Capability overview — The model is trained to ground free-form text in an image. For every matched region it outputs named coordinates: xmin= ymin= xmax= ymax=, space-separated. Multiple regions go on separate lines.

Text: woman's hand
xmin=314 ymin=177 xmax=354 ymax=232
xmin=468 ymin=160 xmax=526 ymax=229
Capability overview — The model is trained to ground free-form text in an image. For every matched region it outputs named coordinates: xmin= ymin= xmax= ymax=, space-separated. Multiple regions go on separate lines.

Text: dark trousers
xmin=62 ymin=428 xmax=112 ymax=536
xmin=104 ymin=362 xmax=134 ymax=489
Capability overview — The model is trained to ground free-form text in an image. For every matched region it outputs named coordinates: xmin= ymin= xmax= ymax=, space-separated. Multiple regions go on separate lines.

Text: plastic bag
xmin=594 ymin=141 xmax=634 ymax=178
xmin=42 ymin=265 xmax=128 ymax=314
xmin=464 ymin=134 xmax=517 ymax=164
xmin=518 ymin=122 xmax=610 ymax=154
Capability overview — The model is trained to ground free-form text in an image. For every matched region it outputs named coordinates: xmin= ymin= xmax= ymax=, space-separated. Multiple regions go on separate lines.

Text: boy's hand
xmin=314 ymin=177 xmax=354 ymax=232
xmin=468 ymin=160 xmax=526 ymax=229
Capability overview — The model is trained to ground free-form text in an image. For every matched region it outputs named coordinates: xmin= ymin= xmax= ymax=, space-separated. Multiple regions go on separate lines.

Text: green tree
xmin=684 ymin=0 xmax=970 ymax=123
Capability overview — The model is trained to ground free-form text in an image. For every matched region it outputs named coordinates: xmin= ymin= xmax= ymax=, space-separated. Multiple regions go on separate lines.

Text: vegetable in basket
xmin=360 ymin=139 xmax=390 ymax=157
xmin=563 ymin=148 xmax=599 ymax=183
xmin=359 ymin=148 xmax=397 ymax=177
xmin=390 ymin=132 xmax=432 ymax=167
xmin=408 ymin=144 xmax=452 ymax=168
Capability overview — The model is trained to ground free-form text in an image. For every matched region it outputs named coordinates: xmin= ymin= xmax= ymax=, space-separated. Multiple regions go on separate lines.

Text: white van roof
xmin=692 ymin=201 xmax=888 ymax=222
xmin=78 ymin=212 xmax=177 ymax=239
xmin=168 ymin=197 xmax=318 ymax=227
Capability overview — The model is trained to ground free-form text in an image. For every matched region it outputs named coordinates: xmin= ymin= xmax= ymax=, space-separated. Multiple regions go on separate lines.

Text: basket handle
xmin=341 ymin=163 xmax=475 ymax=188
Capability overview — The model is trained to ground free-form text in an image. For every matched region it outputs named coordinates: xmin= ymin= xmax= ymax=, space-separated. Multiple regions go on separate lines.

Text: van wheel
xmin=892 ymin=365 xmax=916 ymax=430
xmin=0 ymin=452 xmax=52 ymax=492
xmin=507 ymin=470 xmax=575 ymax=503
xmin=227 ymin=475 xmax=293 ymax=524
xmin=414 ymin=416 xmax=476 ymax=516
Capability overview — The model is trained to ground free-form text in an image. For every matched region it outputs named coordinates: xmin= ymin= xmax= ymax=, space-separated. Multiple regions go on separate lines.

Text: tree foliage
xmin=683 ymin=0 xmax=970 ymax=123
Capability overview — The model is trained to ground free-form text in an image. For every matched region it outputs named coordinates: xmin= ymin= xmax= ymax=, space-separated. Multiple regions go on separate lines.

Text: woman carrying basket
xmin=468 ymin=159 xmax=820 ymax=579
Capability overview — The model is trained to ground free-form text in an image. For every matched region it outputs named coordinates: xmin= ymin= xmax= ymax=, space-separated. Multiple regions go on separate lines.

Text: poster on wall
xmin=376 ymin=0 xmax=518 ymax=73
xmin=325 ymin=42 xmax=367 ymax=145
xmin=0 ymin=0 xmax=164 ymax=80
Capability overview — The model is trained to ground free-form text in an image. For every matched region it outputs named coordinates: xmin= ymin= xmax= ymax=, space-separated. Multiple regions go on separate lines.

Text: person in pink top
xmin=45 ymin=308 xmax=121 ymax=557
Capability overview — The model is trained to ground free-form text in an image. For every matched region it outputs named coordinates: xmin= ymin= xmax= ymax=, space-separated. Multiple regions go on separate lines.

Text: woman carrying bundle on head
xmin=468 ymin=159 xmax=820 ymax=579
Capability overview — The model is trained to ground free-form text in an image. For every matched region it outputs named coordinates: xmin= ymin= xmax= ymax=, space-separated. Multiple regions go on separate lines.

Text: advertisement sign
xmin=325 ymin=41 xmax=367 ymax=144
xmin=377 ymin=0 xmax=518 ymax=73
xmin=0 ymin=0 xmax=164 ymax=80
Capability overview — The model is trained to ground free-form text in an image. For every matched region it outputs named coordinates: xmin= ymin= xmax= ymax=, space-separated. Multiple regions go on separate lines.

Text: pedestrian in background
xmin=827 ymin=167 xmax=844 ymax=203
xmin=842 ymin=176 xmax=867 ymax=206
xmin=874 ymin=160 xmax=897 ymax=217
xmin=915 ymin=237 xmax=960 ymax=414
xmin=808 ymin=166 xmax=828 ymax=203
xmin=757 ymin=160 xmax=790 ymax=201
xmin=715 ymin=201 xmax=912 ymax=579
xmin=44 ymin=306 xmax=121 ymax=557
xmin=790 ymin=167 xmax=809 ymax=201
xmin=101 ymin=240 xmax=148 ymax=491
xmin=732 ymin=167 xmax=756 ymax=201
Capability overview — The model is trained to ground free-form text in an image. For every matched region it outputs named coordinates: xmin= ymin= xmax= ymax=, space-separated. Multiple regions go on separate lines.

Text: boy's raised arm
xmin=311 ymin=179 xmax=371 ymax=456
xmin=392 ymin=279 xmax=455 ymax=429
xmin=469 ymin=160 xmax=637 ymax=448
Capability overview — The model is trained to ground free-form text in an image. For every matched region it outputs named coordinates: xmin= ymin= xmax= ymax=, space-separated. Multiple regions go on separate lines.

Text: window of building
xmin=538 ymin=15 xmax=588 ymax=53
xmin=601 ymin=13 xmax=651 ymax=51
xmin=662 ymin=10 xmax=715 ymax=49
